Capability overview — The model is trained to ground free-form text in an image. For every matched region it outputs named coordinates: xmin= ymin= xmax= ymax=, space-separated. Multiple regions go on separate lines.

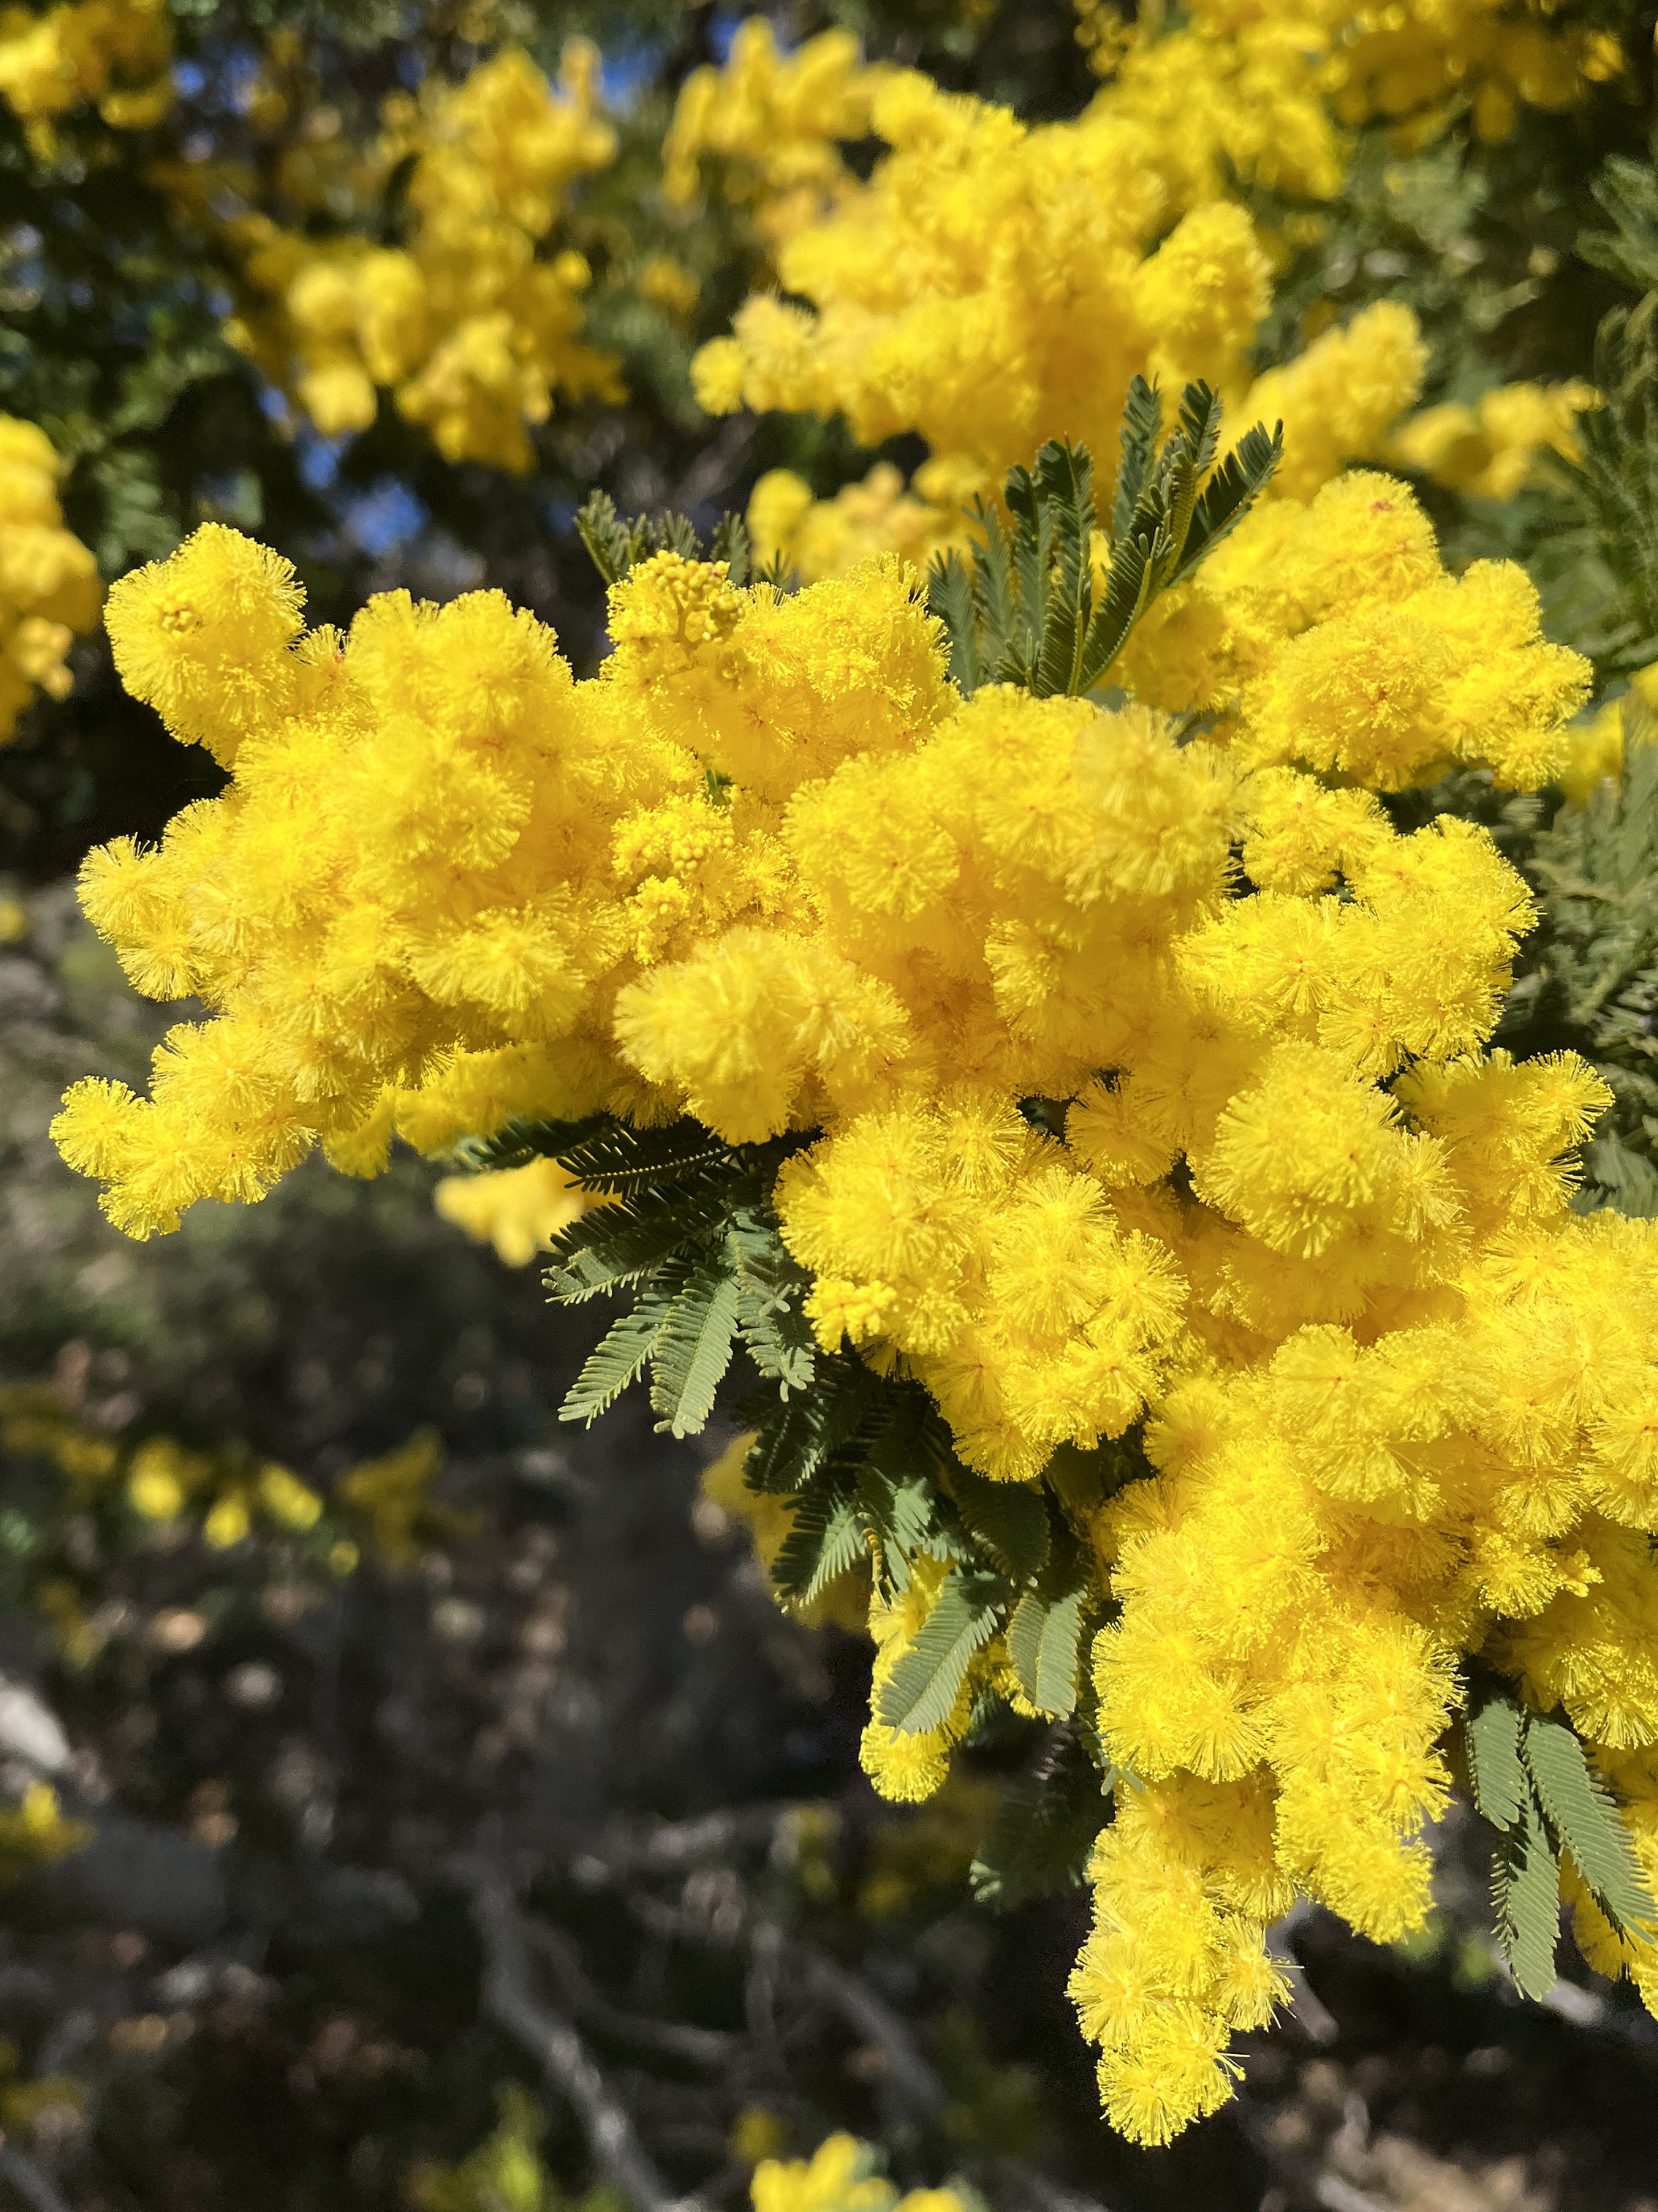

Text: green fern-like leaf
xmin=854 ymin=1460 xmax=939 ymax=1590
xmin=1112 ymin=376 xmax=1163 ymax=542
xmin=1033 ymin=439 xmax=1095 ymax=698
xmin=1170 ymin=418 xmax=1283 ymax=584
xmin=1579 ymin=1133 xmax=1658 ymax=1217
xmin=733 ymin=1285 xmax=816 ymax=1392
xmin=876 ymin=1570 xmax=1007 ymax=1735
xmin=742 ymin=1351 xmax=890 ymax=1494
xmin=1465 ymin=1686 xmax=1527 ymax=1830
xmin=1000 ymin=457 xmax=1051 ymax=689
xmin=970 ymin=1723 xmax=1110 ymax=1911
xmin=726 ymin=1210 xmax=816 ymax=1386
xmin=648 ymin=1256 xmax=743 ymax=1437
xmin=1493 ymin=1794 xmax=1562 ymax=1999
xmin=656 ymin=510 xmax=701 ymax=559
xmin=1582 ymin=151 xmax=1658 ymax=303
xmin=1523 ymin=1713 xmax=1655 ymax=1936
xmin=1078 ymin=524 xmax=1159 ymax=693
xmin=543 ymin=1182 xmax=725 ymax=1303
xmin=574 ymin=488 xmax=642 ymax=585
xmin=559 ymin=1296 xmax=672 ymax=1427
xmin=969 ymin=500 xmax=1017 ymax=675
xmin=1176 ymin=380 xmax=1225 ymax=485
xmin=1567 ymin=287 xmax=1658 ymax=676
xmin=573 ymin=495 xmax=733 ymax=589
xmin=772 ymin=1485 xmax=865 ymax=1606
xmin=947 ymin=1469 xmax=1051 ymax=1582
xmin=1498 ymin=719 xmax=1658 ymax=1212
xmin=710 ymin=510 xmax=752 ymax=585
xmin=553 ymin=1118 xmax=733 ymax=1196
xmin=928 ymin=546 xmax=980 ymax=692
xmin=1006 ymin=1588 xmax=1085 ymax=1719
xmin=455 ymin=1113 xmax=610 ymax=1175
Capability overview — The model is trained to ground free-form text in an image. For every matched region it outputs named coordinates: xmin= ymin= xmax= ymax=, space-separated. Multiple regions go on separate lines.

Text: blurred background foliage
xmin=0 ymin=0 xmax=1655 ymax=2208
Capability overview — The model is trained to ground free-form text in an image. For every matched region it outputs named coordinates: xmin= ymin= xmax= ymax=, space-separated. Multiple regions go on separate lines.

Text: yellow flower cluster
xmin=50 ymin=493 xmax=1633 ymax=2143
xmin=1557 ymin=666 xmax=1658 ymax=805
xmin=692 ymin=73 xmax=1422 ymax=497
xmin=689 ymin=1 xmax=1616 ymax=586
xmin=0 ymin=0 xmax=170 ymax=148
xmin=0 ymin=1381 xmax=446 ymax=1607
xmin=1078 ymin=0 xmax=1621 ymax=156
xmin=688 ymin=47 xmax=1440 ymax=587
xmin=1070 ymin=1194 xmax=1657 ymax=2137
xmin=663 ymin=20 xmax=889 ymax=254
xmin=1119 ymin=470 xmax=1587 ymax=787
xmin=1074 ymin=0 xmax=1343 ymax=206
xmin=224 ymin=45 xmax=620 ymax=470
xmin=747 ymin=456 xmax=983 ymax=587
xmin=1392 ymin=378 xmax=1598 ymax=500
xmin=1308 ymin=0 xmax=1623 ymax=143
xmin=0 ymin=1781 xmax=88 ymax=1884
xmin=0 ymin=418 xmax=100 ymax=743
xmin=54 ymin=486 xmax=1582 ymax=1222
xmin=434 ymin=1155 xmax=591 ymax=1267
xmin=752 ymin=2134 xmax=964 ymax=2212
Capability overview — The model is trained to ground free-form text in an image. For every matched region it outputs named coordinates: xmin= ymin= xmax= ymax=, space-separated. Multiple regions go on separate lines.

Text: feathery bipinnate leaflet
xmin=1574 ymin=156 xmax=1658 ymax=679
xmin=970 ymin=1721 xmax=1114 ymax=1911
xmin=574 ymin=486 xmax=789 ymax=590
xmin=461 ymin=1113 xmax=818 ymax=1440
xmin=1496 ymin=706 xmax=1658 ymax=1216
xmin=925 ymin=378 xmax=1282 ymax=698
xmin=471 ymin=1107 xmax=1108 ymax=1761
xmin=1464 ymin=1682 xmax=1655 ymax=1997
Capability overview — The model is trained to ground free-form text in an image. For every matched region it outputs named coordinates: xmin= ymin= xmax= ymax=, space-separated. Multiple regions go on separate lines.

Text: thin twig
xmin=993 ymin=2161 xmax=1119 ymax=2212
xmin=1267 ymin=1903 xmax=1340 ymax=2046
xmin=671 ymin=413 xmax=758 ymax=521
xmin=745 ymin=1917 xmax=782 ymax=2052
xmin=1233 ymin=2087 xmax=1391 ymax=2212
xmin=580 ymin=1807 xmax=795 ymax=1880
xmin=798 ymin=1944 xmax=947 ymax=2118
xmin=0 ymin=2146 xmax=73 ymax=2212
xmin=472 ymin=1875 xmax=697 ymax=2212
xmin=520 ymin=1917 xmax=739 ymax=2068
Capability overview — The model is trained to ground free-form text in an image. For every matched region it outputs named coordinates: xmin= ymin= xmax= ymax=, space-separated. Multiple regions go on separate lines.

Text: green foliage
xmin=1572 ymin=289 xmax=1658 ymax=673
xmin=574 ymin=488 xmax=753 ymax=587
xmin=1496 ymin=718 xmax=1658 ymax=1211
xmin=877 ymin=1571 xmax=1008 ymax=1734
xmin=925 ymin=382 xmax=1281 ymax=698
xmin=470 ymin=1117 xmax=814 ymax=1441
xmin=948 ymin=1470 xmax=1050 ymax=1584
xmin=969 ymin=1722 xmax=1110 ymax=1912
xmin=774 ymin=1487 xmax=866 ymax=1607
xmin=1582 ymin=146 xmax=1658 ymax=299
xmin=648 ymin=1253 xmax=745 ymax=1435
xmin=1494 ymin=1797 xmax=1564 ymax=2002
xmin=1522 ymin=1715 xmax=1654 ymax=1933
xmin=1465 ymin=1686 xmax=1528 ymax=1831
xmin=1515 ymin=137 xmax=1658 ymax=679
xmin=1006 ymin=1589 xmax=1085 ymax=1722
xmin=1464 ymin=1683 xmax=1654 ymax=1998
